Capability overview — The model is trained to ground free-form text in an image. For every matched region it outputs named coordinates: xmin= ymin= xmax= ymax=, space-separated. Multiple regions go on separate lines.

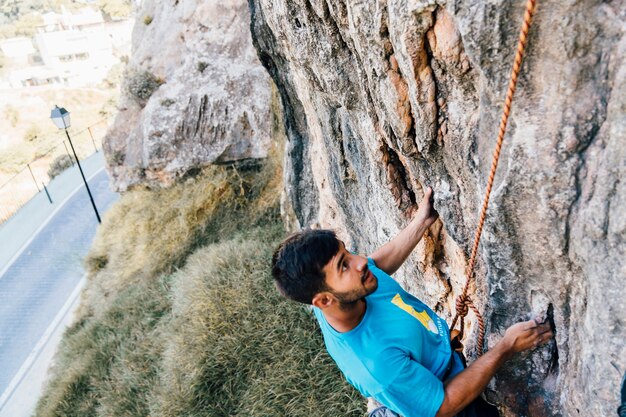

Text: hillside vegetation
xmin=34 ymin=146 xmax=366 ymax=416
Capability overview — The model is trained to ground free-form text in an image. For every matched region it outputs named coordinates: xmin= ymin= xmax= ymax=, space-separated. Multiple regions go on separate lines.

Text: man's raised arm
xmin=369 ymin=187 xmax=439 ymax=276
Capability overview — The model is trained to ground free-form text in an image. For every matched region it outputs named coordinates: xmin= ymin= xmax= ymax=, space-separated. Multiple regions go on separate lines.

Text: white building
xmin=34 ymin=27 xmax=115 ymax=86
xmin=1 ymin=7 xmax=132 ymax=88
xmin=0 ymin=37 xmax=39 ymax=66
xmin=6 ymin=66 xmax=61 ymax=87
xmin=39 ymin=7 xmax=106 ymax=32
xmin=0 ymin=38 xmax=48 ymax=87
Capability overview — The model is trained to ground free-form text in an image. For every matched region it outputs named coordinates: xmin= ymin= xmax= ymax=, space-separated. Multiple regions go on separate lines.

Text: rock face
xmin=103 ymin=0 xmax=272 ymax=191
xmin=249 ymin=1 xmax=625 ymax=416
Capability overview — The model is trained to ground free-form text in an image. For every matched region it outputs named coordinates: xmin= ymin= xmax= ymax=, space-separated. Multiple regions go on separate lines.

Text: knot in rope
xmin=451 ymin=292 xmax=485 ymax=355
xmin=455 ymin=294 xmax=470 ymax=318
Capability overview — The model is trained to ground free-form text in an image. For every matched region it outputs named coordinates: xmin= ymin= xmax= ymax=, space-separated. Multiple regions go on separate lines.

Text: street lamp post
xmin=50 ymin=105 xmax=101 ymax=224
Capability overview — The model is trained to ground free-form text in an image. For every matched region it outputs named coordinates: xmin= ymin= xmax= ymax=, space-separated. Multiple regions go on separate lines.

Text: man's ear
xmin=312 ymin=292 xmax=334 ymax=309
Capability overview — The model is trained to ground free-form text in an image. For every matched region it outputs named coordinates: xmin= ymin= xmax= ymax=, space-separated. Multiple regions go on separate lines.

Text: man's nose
xmin=355 ymin=257 xmax=366 ymax=272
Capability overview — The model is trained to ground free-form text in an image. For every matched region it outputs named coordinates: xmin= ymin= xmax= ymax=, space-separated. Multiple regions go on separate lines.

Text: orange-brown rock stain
xmin=387 ymin=53 xmax=414 ymax=138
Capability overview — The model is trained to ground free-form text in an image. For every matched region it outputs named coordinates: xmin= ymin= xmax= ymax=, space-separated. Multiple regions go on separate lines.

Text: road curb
xmin=0 ymin=276 xmax=87 ymax=412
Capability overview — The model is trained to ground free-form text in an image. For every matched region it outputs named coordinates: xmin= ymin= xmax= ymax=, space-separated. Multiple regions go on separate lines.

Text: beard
xmin=329 ymin=279 xmax=378 ymax=311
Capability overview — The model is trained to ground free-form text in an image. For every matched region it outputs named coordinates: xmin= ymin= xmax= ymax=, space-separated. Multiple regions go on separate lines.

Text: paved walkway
xmin=0 ymin=153 xmax=119 ymax=416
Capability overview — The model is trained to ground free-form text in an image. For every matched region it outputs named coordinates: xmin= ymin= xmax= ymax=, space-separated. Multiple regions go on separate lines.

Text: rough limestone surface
xmin=249 ymin=1 xmax=625 ymax=416
xmin=103 ymin=0 xmax=272 ymax=191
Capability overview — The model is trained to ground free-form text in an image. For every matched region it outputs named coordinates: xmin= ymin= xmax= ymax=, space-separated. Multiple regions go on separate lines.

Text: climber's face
xmin=319 ymin=241 xmax=378 ymax=306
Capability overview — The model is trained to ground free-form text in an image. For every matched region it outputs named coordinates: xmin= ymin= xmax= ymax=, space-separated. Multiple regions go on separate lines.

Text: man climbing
xmin=271 ymin=187 xmax=554 ymax=417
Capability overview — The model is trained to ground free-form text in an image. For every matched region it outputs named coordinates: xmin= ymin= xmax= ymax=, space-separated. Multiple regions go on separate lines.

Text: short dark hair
xmin=271 ymin=229 xmax=340 ymax=304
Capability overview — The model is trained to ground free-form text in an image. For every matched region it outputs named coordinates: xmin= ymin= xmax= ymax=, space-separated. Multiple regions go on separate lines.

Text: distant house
xmin=1 ymin=7 xmax=132 ymax=88
xmin=34 ymin=28 xmax=115 ymax=86
xmin=6 ymin=66 xmax=61 ymax=87
xmin=38 ymin=7 xmax=106 ymax=32
xmin=0 ymin=37 xmax=48 ymax=87
xmin=0 ymin=37 xmax=41 ymax=67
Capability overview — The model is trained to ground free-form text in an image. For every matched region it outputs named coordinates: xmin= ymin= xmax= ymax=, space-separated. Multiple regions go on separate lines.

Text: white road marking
xmin=0 ymin=276 xmax=86 ymax=411
xmin=0 ymin=167 xmax=105 ymax=280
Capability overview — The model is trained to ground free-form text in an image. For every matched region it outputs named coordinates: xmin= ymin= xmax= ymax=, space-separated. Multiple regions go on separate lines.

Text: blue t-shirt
xmin=313 ymin=258 xmax=464 ymax=417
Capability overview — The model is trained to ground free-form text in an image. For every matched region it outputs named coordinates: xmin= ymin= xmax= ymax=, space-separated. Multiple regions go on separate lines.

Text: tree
xmin=96 ymin=0 xmax=132 ymax=20
xmin=0 ymin=12 xmax=43 ymax=38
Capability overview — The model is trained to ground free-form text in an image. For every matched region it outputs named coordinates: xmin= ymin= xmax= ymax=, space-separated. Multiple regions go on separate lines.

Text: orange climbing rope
xmin=450 ymin=0 xmax=539 ymax=356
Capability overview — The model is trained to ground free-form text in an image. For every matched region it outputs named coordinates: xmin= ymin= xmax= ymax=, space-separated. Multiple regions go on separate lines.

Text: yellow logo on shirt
xmin=391 ymin=294 xmax=439 ymax=334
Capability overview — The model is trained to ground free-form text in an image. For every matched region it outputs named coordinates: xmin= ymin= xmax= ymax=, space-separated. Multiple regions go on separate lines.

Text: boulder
xmin=248 ymin=1 xmax=625 ymax=416
xmin=103 ymin=0 xmax=272 ymax=191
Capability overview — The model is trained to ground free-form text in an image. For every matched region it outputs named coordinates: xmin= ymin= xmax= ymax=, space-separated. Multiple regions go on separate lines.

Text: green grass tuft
xmin=149 ymin=230 xmax=363 ymax=416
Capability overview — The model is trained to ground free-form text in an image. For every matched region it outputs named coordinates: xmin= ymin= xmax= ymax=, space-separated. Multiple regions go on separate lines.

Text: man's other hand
xmin=435 ymin=317 xmax=553 ymax=417
xmin=500 ymin=317 xmax=554 ymax=357
xmin=412 ymin=187 xmax=439 ymax=228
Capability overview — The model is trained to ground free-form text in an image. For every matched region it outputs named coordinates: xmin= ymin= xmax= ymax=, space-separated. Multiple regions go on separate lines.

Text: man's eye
xmin=341 ymin=262 xmax=347 ymax=272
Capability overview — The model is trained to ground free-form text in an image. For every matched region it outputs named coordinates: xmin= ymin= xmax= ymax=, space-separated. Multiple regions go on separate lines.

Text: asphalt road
xmin=0 ymin=167 xmax=118 ymax=412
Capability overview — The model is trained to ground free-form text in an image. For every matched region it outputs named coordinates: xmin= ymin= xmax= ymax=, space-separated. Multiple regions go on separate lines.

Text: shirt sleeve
xmin=374 ymin=353 xmax=445 ymax=417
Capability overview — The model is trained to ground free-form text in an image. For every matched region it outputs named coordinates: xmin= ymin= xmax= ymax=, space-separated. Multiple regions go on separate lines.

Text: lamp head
xmin=50 ymin=105 xmax=71 ymax=129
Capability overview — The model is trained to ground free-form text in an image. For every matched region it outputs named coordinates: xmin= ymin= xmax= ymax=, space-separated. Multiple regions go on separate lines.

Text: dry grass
xmin=35 ymin=114 xmax=365 ymax=416
xmin=80 ymin=153 xmax=281 ymax=316
xmin=0 ymin=87 xmax=114 ymax=168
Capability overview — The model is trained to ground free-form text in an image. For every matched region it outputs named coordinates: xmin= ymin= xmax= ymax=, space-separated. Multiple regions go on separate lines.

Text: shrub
xmin=85 ymin=254 xmax=108 ymax=272
xmin=124 ymin=70 xmax=163 ymax=103
xmin=97 ymin=0 xmax=133 ymax=20
xmin=0 ymin=12 xmax=43 ymax=38
xmin=109 ymin=149 xmax=125 ymax=166
xmin=98 ymin=96 xmax=118 ymax=119
xmin=197 ymin=61 xmax=208 ymax=73
xmin=6 ymin=105 xmax=19 ymax=127
xmin=24 ymin=124 xmax=42 ymax=142
xmin=47 ymin=154 xmax=74 ymax=180
xmin=143 ymin=15 xmax=153 ymax=25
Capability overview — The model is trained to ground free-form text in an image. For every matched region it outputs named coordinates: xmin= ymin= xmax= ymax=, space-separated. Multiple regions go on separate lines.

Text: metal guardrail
xmin=0 ymin=119 xmax=111 ymax=226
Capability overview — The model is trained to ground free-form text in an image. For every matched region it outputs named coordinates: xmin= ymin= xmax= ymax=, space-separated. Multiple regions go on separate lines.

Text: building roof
xmin=0 ymin=38 xmax=36 ymax=58
xmin=39 ymin=7 xmax=104 ymax=29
